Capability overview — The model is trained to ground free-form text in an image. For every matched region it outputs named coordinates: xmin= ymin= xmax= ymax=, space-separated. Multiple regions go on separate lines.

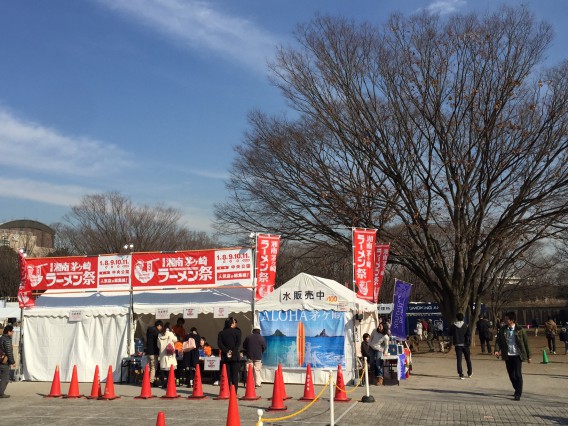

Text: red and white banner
xmin=17 ymin=250 xmax=35 ymax=308
xmin=353 ymin=228 xmax=377 ymax=301
xmin=25 ymin=256 xmax=98 ymax=291
xmin=373 ymin=244 xmax=390 ymax=303
xmin=255 ymin=234 xmax=281 ymax=300
xmin=131 ymin=248 xmax=253 ymax=288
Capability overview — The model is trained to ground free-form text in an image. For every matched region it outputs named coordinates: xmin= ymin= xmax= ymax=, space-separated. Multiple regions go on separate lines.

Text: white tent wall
xmin=21 ymin=292 xmax=130 ymax=382
xmin=256 ymin=273 xmax=379 ymax=385
xmin=23 ymin=308 xmax=129 ymax=382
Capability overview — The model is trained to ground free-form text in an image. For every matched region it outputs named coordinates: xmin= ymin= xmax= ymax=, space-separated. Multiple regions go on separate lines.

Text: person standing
xmin=172 ymin=318 xmax=187 ymax=341
xmin=145 ymin=320 xmax=163 ymax=387
xmin=218 ymin=316 xmax=242 ymax=391
xmin=544 ymin=317 xmax=557 ymax=355
xmin=531 ymin=318 xmax=539 ymax=337
xmin=476 ymin=315 xmax=492 ymax=354
xmin=183 ymin=327 xmax=200 ymax=388
xmin=494 ymin=311 xmax=531 ymax=401
xmin=447 ymin=313 xmax=472 ymax=379
xmin=157 ymin=322 xmax=178 ymax=388
xmin=369 ymin=323 xmax=389 ymax=385
xmin=0 ymin=325 xmax=15 ymax=398
xmin=243 ymin=327 xmax=266 ymax=388
xmin=426 ymin=319 xmax=435 ymax=352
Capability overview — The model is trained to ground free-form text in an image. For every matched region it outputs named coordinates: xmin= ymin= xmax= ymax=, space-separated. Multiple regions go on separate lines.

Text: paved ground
xmin=1 ymin=334 xmax=567 ymax=425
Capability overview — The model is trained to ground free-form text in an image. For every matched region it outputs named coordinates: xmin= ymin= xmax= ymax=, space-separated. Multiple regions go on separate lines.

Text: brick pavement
xmin=1 ymin=334 xmax=566 ymax=425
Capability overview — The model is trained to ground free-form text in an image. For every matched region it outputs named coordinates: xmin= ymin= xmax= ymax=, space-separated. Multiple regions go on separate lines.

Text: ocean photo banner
xmin=390 ymin=279 xmax=412 ymax=340
xmin=259 ymin=309 xmax=345 ymax=369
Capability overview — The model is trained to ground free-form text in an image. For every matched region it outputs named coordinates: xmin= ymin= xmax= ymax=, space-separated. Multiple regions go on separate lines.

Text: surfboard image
xmin=297 ymin=321 xmax=306 ymax=366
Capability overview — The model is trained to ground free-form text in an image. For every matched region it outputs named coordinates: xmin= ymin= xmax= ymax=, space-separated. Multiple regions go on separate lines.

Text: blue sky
xmin=1 ymin=0 xmax=567 ymax=233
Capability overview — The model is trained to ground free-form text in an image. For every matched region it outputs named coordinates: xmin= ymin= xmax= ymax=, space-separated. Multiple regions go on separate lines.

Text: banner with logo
xmin=373 ymin=244 xmax=390 ymax=303
xmin=25 ymin=256 xmax=98 ymax=291
xmin=353 ymin=228 xmax=377 ymax=301
xmin=390 ymin=279 xmax=412 ymax=340
xmin=255 ymin=234 xmax=281 ymax=300
xmin=132 ymin=248 xmax=253 ymax=288
xmin=17 ymin=250 xmax=35 ymax=308
xmin=259 ymin=309 xmax=345 ymax=369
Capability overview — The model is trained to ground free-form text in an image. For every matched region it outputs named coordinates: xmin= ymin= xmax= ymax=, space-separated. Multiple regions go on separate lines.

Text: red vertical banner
xmin=373 ymin=244 xmax=390 ymax=303
xmin=255 ymin=234 xmax=281 ymax=300
xmin=353 ymin=228 xmax=377 ymax=301
xmin=17 ymin=249 xmax=35 ymax=308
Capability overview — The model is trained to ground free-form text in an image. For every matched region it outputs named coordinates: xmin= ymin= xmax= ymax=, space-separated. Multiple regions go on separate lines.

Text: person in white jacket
xmin=369 ymin=322 xmax=389 ymax=385
xmin=157 ymin=322 xmax=178 ymax=388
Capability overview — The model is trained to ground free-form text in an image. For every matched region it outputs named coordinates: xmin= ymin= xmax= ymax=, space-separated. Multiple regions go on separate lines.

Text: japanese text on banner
xmin=255 ymin=234 xmax=281 ymax=300
xmin=373 ymin=244 xmax=390 ymax=303
xmin=353 ymin=228 xmax=377 ymax=301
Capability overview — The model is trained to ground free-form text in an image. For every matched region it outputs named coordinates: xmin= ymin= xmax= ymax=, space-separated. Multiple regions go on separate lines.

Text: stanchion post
xmin=329 ymin=370 xmax=335 ymax=426
xmin=361 ymin=358 xmax=375 ymax=403
xmin=257 ymin=408 xmax=264 ymax=426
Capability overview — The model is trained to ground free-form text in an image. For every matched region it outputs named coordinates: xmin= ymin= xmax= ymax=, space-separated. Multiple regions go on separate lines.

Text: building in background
xmin=0 ymin=219 xmax=55 ymax=257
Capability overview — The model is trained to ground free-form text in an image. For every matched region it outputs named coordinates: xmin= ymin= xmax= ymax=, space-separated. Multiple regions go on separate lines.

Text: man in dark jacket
xmin=146 ymin=320 xmax=163 ymax=386
xmin=243 ymin=327 xmax=267 ymax=388
xmin=447 ymin=313 xmax=472 ymax=380
xmin=494 ymin=311 xmax=531 ymax=401
xmin=218 ymin=316 xmax=241 ymax=391
xmin=476 ymin=315 xmax=492 ymax=354
xmin=0 ymin=324 xmax=15 ymax=398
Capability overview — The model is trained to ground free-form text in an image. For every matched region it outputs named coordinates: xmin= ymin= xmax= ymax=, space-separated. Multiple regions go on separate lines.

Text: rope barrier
xmin=255 ymin=374 xmax=332 ymax=426
xmin=334 ymin=368 xmax=365 ymax=394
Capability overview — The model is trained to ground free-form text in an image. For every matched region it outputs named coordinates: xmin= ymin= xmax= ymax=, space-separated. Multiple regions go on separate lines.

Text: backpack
xmin=183 ymin=337 xmax=196 ymax=352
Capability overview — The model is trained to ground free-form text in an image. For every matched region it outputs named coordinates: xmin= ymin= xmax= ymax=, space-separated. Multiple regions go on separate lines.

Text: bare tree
xmin=216 ymin=6 xmax=568 ymax=321
xmin=55 ymin=192 xmax=218 ymax=255
xmin=0 ymin=246 xmax=18 ymax=297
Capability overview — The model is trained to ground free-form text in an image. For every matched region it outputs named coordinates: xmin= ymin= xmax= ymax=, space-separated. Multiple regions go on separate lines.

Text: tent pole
xmin=250 ymin=235 xmax=257 ymax=326
xmin=128 ymin=286 xmax=134 ymax=356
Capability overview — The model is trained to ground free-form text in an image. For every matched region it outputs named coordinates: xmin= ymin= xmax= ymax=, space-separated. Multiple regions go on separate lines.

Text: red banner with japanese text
xmin=131 ymin=248 xmax=253 ymax=288
xmin=25 ymin=256 xmax=99 ymax=291
xmin=373 ymin=244 xmax=390 ymax=303
xmin=255 ymin=234 xmax=281 ymax=300
xmin=353 ymin=228 xmax=377 ymax=301
xmin=17 ymin=250 xmax=35 ymax=307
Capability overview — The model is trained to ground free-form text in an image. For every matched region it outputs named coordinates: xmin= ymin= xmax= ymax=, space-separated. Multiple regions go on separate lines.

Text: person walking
xmin=242 ymin=327 xmax=266 ymax=388
xmin=447 ymin=313 xmax=472 ymax=379
xmin=476 ymin=315 xmax=492 ymax=354
xmin=494 ymin=311 xmax=531 ymax=401
xmin=544 ymin=317 xmax=558 ymax=354
xmin=218 ymin=316 xmax=242 ymax=391
xmin=426 ymin=319 xmax=435 ymax=352
xmin=531 ymin=318 xmax=539 ymax=337
xmin=0 ymin=325 xmax=15 ymax=398
xmin=145 ymin=320 xmax=163 ymax=387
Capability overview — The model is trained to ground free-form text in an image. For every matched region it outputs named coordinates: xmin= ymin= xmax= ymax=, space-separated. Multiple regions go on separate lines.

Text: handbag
xmin=0 ymin=347 xmax=7 ymax=365
xmin=165 ymin=342 xmax=175 ymax=356
xmin=182 ymin=338 xmax=196 ymax=352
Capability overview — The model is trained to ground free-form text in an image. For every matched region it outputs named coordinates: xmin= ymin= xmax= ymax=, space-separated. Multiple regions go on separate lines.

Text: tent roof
xmin=0 ymin=306 xmax=21 ymax=320
xmin=133 ymin=284 xmax=252 ymax=315
xmin=24 ymin=292 xmax=130 ymax=317
xmin=256 ymin=272 xmax=377 ymax=312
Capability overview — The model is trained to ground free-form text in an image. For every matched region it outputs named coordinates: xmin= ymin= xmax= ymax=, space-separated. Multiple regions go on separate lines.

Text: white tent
xmin=21 ymin=285 xmax=254 ymax=382
xmin=133 ymin=285 xmax=254 ymax=349
xmin=23 ymin=292 xmax=130 ymax=382
xmin=255 ymin=273 xmax=378 ymax=385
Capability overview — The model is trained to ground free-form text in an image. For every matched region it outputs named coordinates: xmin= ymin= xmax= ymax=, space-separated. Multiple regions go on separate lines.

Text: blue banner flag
xmin=390 ymin=279 xmax=412 ymax=340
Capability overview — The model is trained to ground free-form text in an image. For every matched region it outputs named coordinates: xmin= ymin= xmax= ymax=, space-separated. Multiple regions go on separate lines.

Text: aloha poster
xmin=259 ymin=309 xmax=345 ymax=369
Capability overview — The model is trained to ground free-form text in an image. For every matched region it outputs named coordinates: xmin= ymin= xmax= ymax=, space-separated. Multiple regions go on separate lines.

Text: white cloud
xmin=0 ymin=108 xmax=131 ymax=177
xmin=96 ymin=0 xmax=277 ymax=72
xmin=425 ymin=0 xmax=466 ymax=15
xmin=0 ymin=177 xmax=90 ymax=206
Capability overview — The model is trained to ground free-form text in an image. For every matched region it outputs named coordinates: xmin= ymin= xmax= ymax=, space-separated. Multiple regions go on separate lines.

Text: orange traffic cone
xmin=188 ymin=364 xmax=207 ymax=399
xmin=299 ymin=364 xmax=316 ymax=401
xmin=226 ymin=385 xmax=241 ymax=426
xmin=161 ymin=365 xmax=180 ymax=399
xmin=135 ymin=364 xmax=155 ymax=399
xmin=156 ymin=411 xmax=166 ymax=426
xmin=277 ymin=364 xmax=291 ymax=400
xmin=45 ymin=365 xmax=62 ymax=398
xmin=240 ymin=364 xmax=260 ymax=401
xmin=63 ymin=365 xmax=83 ymax=398
xmin=99 ymin=366 xmax=120 ymax=400
xmin=213 ymin=364 xmax=230 ymax=400
xmin=86 ymin=365 xmax=102 ymax=399
xmin=334 ymin=365 xmax=351 ymax=402
xmin=267 ymin=369 xmax=287 ymax=411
